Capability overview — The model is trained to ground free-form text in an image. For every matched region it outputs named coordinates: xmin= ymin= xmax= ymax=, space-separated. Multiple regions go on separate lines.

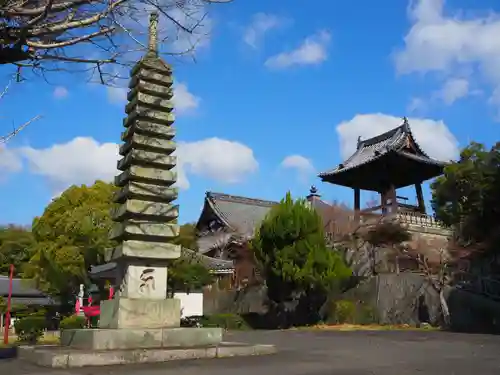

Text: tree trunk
xmin=439 ymin=289 xmax=451 ymax=327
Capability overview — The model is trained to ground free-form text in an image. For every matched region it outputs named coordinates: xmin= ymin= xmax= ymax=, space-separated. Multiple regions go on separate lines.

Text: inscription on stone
xmin=139 ymin=268 xmax=156 ymax=294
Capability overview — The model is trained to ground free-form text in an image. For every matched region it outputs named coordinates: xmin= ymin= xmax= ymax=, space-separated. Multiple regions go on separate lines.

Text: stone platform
xmin=60 ymin=327 xmax=223 ymax=350
xmin=18 ymin=342 xmax=277 ymax=368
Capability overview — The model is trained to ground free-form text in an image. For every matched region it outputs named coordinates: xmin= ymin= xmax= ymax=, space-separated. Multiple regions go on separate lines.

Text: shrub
xmin=328 ymin=299 xmax=378 ymax=325
xmin=201 ymin=314 xmax=249 ymax=330
xmin=330 ymin=300 xmax=357 ymax=324
xmin=14 ymin=316 xmax=47 ymax=344
xmin=59 ymin=315 xmax=86 ymax=330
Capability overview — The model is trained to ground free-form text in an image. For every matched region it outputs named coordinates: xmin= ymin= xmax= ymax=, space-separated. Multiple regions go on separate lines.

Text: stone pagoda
xmin=19 ymin=12 xmax=274 ymax=368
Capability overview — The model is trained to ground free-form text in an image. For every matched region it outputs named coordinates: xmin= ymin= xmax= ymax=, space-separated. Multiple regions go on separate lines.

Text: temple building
xmin=195 ymin=189 xmax=336 ymax=288
xmin=319 ymin=118 xmax=447 ymax=225
xmin=196 ymin=119 xmax=453 ymax=281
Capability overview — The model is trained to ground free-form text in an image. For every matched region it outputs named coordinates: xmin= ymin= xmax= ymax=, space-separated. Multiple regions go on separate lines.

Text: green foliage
xmin=251 ymin=192 xmax=351 ymax=326
xmin=59 ymin=315 xmax=86 ymax=330
xmin=328 ymin=299 xmax=378 ymax=325
xmin=14 ymin=315 xmax=47 ymax=344
xmin=168 ymin=250 xmax=214 ymax=293
xmin=171 ymin=223 xmax=199 ymax=250
xmin=201 ymin=314 xmax=249 ymax=330
xmin=24 ymin=181 xmax=118 ymax=300
xmin=431 ymin=142 xmax=500 ymax=249
xmin=0 ymin=225 xmax=35 ymax=276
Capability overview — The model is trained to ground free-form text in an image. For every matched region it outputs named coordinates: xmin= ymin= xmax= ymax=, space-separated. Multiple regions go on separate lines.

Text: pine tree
xmin=251 ymin=192 xmax=351 ymax=326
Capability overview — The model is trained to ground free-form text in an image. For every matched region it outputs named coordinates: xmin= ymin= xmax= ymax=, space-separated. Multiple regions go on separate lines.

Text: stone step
xmin=18 ymin=342 xmax=277 ymax=368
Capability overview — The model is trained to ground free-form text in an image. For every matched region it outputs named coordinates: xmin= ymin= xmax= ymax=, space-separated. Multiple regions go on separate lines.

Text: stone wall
xmin=341 ymin=273 xmax=441 ymax=325
xmin=203 ymin=285 xmax=267 ymax=316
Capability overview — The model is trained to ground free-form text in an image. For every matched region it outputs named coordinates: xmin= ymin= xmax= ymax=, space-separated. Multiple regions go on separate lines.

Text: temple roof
xmin=0 ymin=276 xmax=56 ymax=305
xmin=197 ymin=190 xmax=335 ymax=239
xmin=319 ymin=120 xmax=447 ymax=191
xmin=197 ymin=192 xmax=278 ymax=236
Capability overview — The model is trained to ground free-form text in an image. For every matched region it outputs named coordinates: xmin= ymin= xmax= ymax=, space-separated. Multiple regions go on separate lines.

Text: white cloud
xmin=281 ymin=155 xmax=314 ymax=172
xmin=174 ymin=83 xmax=200 ymax=114
xmin=336 ymin=113 xmax=459 ymax=162
xmin=265 ymin=30 xmax=331 ymax=69
xmin=243 ymin=13 xmax=283 ymax=48
xmin=281 ymin=154 xmax=315 ymax=182
xmin=53 ymin=86 xmax=68 ymax=99
xmin=0 ymin=145 xmax=23 ymax=181
xmin=393 ymin=0 xmax=500 ymax=111
xmin=407 ymin=97 xmax=426 ymax=113
xmin=106 ymin=82 xmax=200 ymax=115
xmin=177 ymin=137 xmax=258 ymax=187
xmin=10 ymin=136 xmax=257 ymax=193
xmin=435 ymin=78 xmax=469 ymax=105
xmin=19 ymin=137 xmax=120 ymax=192
xmin=107 ymin=86 xmax=127 ymax=104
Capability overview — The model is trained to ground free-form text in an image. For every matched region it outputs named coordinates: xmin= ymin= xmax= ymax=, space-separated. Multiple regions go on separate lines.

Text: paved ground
xmin=3 ymin=330 xmax=500 ymax=375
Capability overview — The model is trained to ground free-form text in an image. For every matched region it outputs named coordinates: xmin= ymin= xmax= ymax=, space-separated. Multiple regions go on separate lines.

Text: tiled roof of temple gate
xmin=319 ymin=119 xmax=446 ymax=179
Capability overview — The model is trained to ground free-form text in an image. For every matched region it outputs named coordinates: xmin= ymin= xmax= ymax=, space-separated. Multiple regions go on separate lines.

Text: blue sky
xmin=1 ymin=0 xmax=499 ymax=226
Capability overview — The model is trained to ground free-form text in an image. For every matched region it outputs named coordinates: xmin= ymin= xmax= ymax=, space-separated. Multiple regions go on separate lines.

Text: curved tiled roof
xmin=319 ymin=119 xmax=447 ymax=191
xmin=319 ymin=121 xmax=446 ymax=179
xmin=0 ymin=276 xmax=57 ymax=305
xmin=205 ymin=192 xmax=278 ymax=236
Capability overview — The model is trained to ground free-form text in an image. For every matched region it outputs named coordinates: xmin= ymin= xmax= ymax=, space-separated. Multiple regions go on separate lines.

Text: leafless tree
xmin=0 ymin=0 xmax=232 ymax=84
xmin=0 ymin=78 xmax=41 ymax=145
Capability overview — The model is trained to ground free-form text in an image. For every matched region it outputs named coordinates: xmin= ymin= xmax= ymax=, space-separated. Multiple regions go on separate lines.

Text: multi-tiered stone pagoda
xmin=20 ymin=12 xmax=274 ymax=368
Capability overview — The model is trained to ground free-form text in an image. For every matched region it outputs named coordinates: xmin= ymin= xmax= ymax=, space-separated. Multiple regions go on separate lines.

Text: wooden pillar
xmin=354 ymin=188 xmax=360 ymax=222
xmin=389 ymin=185 xmax=398 ymax=214
xmin=415 ymin=183 xmax=426 ymax=214
xmin=380 ymin=190 xmax=387 ymax=215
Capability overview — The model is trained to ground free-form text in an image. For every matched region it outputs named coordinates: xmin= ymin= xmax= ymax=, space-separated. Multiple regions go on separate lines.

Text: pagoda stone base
xmin=18 ymin=342 xmax=277 ymax=368
xmin=99 ymin=297 xmax=180 ymax=329
xmin=60 ymin=327 xmax=223 ymax=350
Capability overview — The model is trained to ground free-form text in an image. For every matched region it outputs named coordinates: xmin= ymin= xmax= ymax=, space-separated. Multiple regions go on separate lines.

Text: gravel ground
xmin=2 ymin=329 xmax=500 ymax=375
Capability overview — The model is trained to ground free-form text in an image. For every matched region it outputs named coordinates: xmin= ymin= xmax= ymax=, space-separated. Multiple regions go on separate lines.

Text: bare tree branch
xmin=0 ymin=0 xmax=234 ymax=84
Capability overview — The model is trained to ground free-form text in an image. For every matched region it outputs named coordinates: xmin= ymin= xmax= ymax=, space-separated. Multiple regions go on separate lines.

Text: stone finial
xmin=147 ymin=11 xmax=159 ymax=57
xmin=307 ymin=185 xmax=320 ymax=201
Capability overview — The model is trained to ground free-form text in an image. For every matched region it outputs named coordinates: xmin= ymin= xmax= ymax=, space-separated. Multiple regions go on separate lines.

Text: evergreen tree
xmin=251 ymin=192 xmax=351 ymax=327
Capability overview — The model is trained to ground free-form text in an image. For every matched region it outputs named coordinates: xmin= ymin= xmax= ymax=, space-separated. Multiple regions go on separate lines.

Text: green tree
xmin=251 ymin=192 xmax=351 ymax=327
xmin=168 ymin=250 xmax=213 ymax=294
xmin=23 ymin=180 xmax=205 ymax=306
xmin=171 ymin=223 xmax=199 ymax=250
xmin=0 ymin=225 xmax=35 ymax=276
xmin=431 ymin=142 xmax=500 ymax=249
xmin=24 ymin=181 xmax=118 ymax=304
